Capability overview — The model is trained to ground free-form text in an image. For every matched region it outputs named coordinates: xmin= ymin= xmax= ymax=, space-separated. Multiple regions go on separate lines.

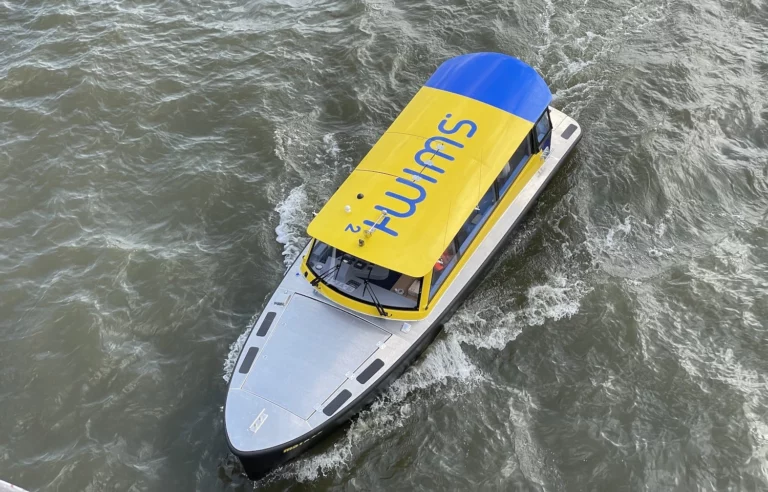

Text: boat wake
xmin=274 ymin=184 xmax=309 ymax=268
xmin=276 ymin=335 xmax=484 ymax=482
xmin=449 ymin=272 xmax=590 ymax=352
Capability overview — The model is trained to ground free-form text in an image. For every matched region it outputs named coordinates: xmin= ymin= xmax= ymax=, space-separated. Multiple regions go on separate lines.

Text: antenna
xmin=365 ymin=210 xmax=388 ymax=237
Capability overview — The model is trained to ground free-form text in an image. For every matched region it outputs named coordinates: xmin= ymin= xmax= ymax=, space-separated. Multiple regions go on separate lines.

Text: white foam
xmin=322 ymin=133 xmax=340 ymax=159
xmin=523 ymin=275 xmax=588 ymax=326
xmin=605 ymin=216 xmax=632 ymax=249
xmin=274 ymin=185 xmax=309 ymax=268
xmin=647 ymin=248 xmax=664 ymax=258
xmin=581 ymin=214 xmax=637 ymax=272
xmin=450 ymin=272 xmax=590 ymax=351
xmin=384 ymin=335 xmax=483 ymax=401
xmin=713 ymin=236 xmax=750 ymax=272
xmin=450 ymin=307 xmax=523 ymax=352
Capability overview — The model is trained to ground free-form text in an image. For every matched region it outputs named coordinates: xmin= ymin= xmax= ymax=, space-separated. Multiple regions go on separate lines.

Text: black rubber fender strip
xmin=257 ymin=312 xmax=276 ymax=337
xmin=238 ymin=347 xmax=259 ymax=374
xmin=323 ymin=390 xmax=352 ymax=416
xmin=356 ymin=359 xmax=385 ymax=384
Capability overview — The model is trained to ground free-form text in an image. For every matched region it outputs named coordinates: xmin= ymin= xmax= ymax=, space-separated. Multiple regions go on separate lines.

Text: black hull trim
xmin=227 ymin=135 xmax=581 ymax=481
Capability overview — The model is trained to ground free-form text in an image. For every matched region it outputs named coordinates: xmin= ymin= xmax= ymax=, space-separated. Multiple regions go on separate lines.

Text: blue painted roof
xmin=425 ymin=52 xmax=552 ymax=123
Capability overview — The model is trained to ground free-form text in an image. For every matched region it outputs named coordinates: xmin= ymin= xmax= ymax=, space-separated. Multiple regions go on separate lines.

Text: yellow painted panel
xmin=306 ymin=86 xmax=535 ymax=277
xmin=301 ymin=151 xmax=547 ymax=321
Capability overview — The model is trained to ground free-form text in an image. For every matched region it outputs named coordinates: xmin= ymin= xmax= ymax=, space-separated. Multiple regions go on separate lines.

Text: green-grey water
xmin=2 ymin=0 xmax=767 ymax=490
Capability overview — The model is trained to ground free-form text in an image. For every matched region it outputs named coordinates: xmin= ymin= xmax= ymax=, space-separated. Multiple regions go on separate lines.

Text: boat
xmin=225 ymin=52 xmax=582 ymax=480
xmin=0 ymin=480 xmax=29 ymax=492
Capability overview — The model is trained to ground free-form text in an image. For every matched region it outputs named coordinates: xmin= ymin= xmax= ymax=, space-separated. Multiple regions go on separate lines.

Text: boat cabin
xmin=301 ymin=53 xmax=554 ymax=321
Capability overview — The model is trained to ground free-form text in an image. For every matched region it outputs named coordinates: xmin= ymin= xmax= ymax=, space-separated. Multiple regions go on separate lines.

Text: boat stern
xmin=549 ymin=106 xmax=582 ymax=159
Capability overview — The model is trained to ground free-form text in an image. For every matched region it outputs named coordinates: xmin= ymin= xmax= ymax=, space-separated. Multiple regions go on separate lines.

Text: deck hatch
xmin=238 ymin=347 xmax=259 ymax=374
xmin=561 ymin=124 xmax=577 ymax=139
xmin=356 ymin=359 xmax=385 ymax=384
xmin=323 ymin=390 xmax=352 ymax=416
xmin=243 ymin=295 xmax=390 ymax=420
xmin=256 ymin=312 xmax=276 ymax=337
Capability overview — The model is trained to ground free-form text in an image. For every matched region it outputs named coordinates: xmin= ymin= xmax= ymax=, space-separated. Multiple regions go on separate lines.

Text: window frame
xmin=457 ymin=184 xmax=497 ymax=254
xmin=425 ymin=110 xmax=553 ymax=306
xmin=533 ymin=108 xmax=552 ymax=153
xmin=495 ymin=135 xmax=533 ymax=198
xmin=428 ymin=237 xmax=460 ymax=301
xmin=305 ymin=239 xmax=423 ymax=311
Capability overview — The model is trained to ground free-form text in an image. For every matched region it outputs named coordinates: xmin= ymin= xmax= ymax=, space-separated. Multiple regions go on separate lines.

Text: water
xmin=1 ymin=0 xmax=767 ymax=490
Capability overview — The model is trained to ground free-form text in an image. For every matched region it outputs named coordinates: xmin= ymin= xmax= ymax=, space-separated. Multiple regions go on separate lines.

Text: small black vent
xmin=256 ymin=312 xmax=276 ymax=337
xmin=347 ymin=279 xmax=361 ymax=289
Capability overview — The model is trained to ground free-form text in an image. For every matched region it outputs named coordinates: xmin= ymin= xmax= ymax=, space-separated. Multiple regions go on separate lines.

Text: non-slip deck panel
xmin=243 ymin=295 xmax=390 ymax=420
xmin=323 ymin=390 xmax=352 ymax=416
xmin=561 ymin=124 xmax=578 ymax=139
xmin=238 ymin=347 xmax=259 ymax=374
xmin=256 ymin=312 xmax=276 ymax=337
xmin=356 ymin=359 xmax=385 ymax=384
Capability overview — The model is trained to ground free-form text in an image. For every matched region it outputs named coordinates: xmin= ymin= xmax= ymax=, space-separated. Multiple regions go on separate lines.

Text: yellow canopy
xmin=306 ymin=86 xmax=534 ymax=277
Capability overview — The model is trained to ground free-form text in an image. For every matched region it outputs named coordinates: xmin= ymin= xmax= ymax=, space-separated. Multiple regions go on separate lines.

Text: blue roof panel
xmin=425 ymin=53 xmax=552 ymax=123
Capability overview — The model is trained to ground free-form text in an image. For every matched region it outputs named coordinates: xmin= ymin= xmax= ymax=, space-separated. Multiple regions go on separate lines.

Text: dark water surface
xmin=2 ymin=0 xmax=768 ymax=490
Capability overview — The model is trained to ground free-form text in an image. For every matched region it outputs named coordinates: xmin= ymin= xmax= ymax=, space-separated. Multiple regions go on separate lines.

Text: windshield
xmin=307 ymin=240 xmax=422 ymax=312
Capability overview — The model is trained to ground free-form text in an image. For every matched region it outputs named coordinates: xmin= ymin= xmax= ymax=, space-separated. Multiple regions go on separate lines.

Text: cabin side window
xmin=429 ymin=240 xmax=458 ymax=300
xmin=428 ymin=127 xmax=545 ymax=302
xmin=456 ymin=184 xmax=496 ymax=254
xmin=496 ymin=137 xmax=532 ymax=196
xmin=534 ymin=109 xmax=552 ymax=148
